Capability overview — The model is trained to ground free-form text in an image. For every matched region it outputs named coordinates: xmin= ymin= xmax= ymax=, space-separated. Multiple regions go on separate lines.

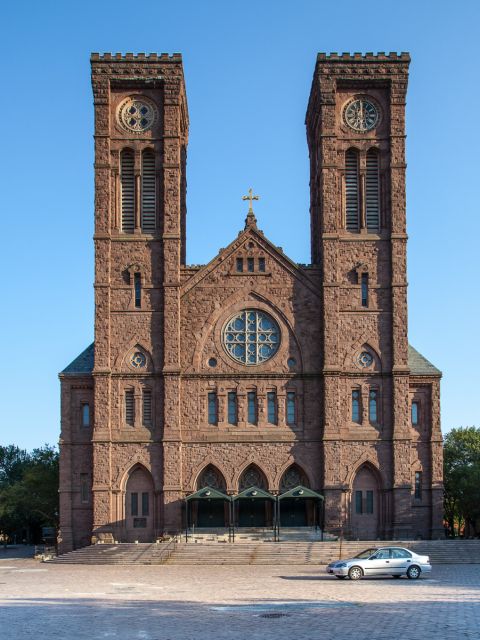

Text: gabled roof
xmin=278 ymin=485 xmax=324 ymax=500
xmin=60 ymin=343 xmax=94 ymax=375
xmin=408 ymin=345 xmax=441 ymax=377
xmin=185 ymin=486 xmax=230 ymax=501
xmin=233 ymin=486 xmax=275 ymax=500
xmin=181 ymin=219 xmax=321 ymax=298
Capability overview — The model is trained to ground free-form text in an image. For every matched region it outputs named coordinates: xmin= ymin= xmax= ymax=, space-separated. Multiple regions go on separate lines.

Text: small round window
xmin=118 ymin=97 xmax=158 ymax=133
xmin=223 ymin=310 xmax=280 ymax=366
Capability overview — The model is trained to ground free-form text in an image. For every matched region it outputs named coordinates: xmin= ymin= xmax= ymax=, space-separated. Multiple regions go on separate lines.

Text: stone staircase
xmin=48 ymin=539 xmax=480 ymax=565
xmin=48 ymin=542 xmax=176 ymax=565
xmin=167 ymin=540 xmax=480 ymax=565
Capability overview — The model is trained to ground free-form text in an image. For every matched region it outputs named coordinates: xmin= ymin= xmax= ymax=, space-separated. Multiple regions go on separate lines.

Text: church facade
xmin=58 ymin=52 xmax=443 ymax=553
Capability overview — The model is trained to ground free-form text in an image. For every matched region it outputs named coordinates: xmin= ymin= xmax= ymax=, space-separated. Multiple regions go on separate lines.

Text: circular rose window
xmin=357 ymin=351 xmax=373 ymax=368
xmin=118 ymin=97 xmax=158 ymax=132
xmin=223 ymin=310 xmax=280 ymax=365
xmin=130 ymin=352 xmax=146 ymax=368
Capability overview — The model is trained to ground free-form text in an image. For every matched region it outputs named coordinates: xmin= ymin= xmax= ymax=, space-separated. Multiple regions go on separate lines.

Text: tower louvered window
xmin=121 ymin=150 xmax=135 ymax=233
xmin=366 ymin=149 xmax=380 ymax=231
xmin=125 ymin=389 xmax=135 ymax=426
xmin=141 ymin=150 xmax=156 ymax=232
xmin=142 ymin=389 xmax=152 ymax=424
xmin=345 ymin=149 xmax=360 ymax=231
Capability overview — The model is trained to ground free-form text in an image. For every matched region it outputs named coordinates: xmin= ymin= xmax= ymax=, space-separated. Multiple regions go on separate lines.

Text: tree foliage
xmin=444 ymin=427 xmax=480 ymax=537
xmin=0 ymin=445 xmax=58 ymax=544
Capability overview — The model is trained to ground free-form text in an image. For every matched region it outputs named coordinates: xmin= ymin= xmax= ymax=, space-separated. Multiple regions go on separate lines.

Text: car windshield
xmin=353 ymin=548 xmax=378 ymax=559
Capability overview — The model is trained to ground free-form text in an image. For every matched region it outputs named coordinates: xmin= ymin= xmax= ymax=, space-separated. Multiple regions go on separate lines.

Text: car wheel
xmin=348 ymin=566 xmax=363 ymax=580
xmin=392 ymin=575 xmax=401 ymax=579
xmin=336 ymin=575 xmax=347 ymax=579
xmin=407 ymin=565 xmax=421 ymax=580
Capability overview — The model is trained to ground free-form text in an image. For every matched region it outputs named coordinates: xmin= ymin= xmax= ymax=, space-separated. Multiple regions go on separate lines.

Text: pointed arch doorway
xmin=124 ymin=465 xmax=154 ymax=542
xmin=193 ymin=465 xmax=229 ymax=528
xmin=278 ymin=465 xmax=310 ymax=526
xmin=350 ymin=464 xmax=381 ymax=539
xmin=235 ymin=465 xmax=273 ymax=528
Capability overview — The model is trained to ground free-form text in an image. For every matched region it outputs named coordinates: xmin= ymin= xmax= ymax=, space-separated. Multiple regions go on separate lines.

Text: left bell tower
xmin=90 ymin=53 xmax=188 ymax=542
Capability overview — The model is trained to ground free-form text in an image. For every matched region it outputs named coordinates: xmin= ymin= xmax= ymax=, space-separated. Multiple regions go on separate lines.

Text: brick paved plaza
xmin=1 ymin=552 xmax=479 ymax=639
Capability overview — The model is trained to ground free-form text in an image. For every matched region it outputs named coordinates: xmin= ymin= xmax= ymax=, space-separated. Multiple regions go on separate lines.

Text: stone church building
xmin=59 ymin=51 xmax=443 ymax=553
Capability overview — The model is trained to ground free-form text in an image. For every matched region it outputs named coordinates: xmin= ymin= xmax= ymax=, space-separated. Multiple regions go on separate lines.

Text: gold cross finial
xmin=242 ymin=188 xmax=260 ymax=214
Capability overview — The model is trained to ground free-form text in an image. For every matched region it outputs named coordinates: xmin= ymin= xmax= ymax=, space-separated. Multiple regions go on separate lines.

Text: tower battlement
xmin=91 ymin=52 xmax=183 ymax=62
xmin=317 ymin=51 xmax=410 ymax=62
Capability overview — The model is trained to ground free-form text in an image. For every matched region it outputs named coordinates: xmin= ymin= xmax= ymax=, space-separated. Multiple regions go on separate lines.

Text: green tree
xmin=0 ymin=445 xmax=59 ymax=545
xmin=444 ymin=427 xmax=480 ymax=537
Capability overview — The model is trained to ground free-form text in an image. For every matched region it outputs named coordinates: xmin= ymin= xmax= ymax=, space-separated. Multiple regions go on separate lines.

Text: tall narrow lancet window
xmin=366 ymin=149 xmax=380 ymax=231
xmin=247 ymin=391 xmax=257 ymax=425
xmin=228 ymin=392 xmax=238 ymax=425
xmin=369 ymin=390 xmax=378 ymax=424
xmin=134 ymin=272 xmax=142 ymax=309
xmin=352 ymin=390 xmax=361 ymax=423
xmin=141 ymin=149 xmax=156 ymax=232
xmin=208 ymin=392 xmax=218 ymax=425
xmin=121 ymin=149 xmax=135 ymax=233
xmin=345 ymin=149 xmax=360 ymax=231
xmin=267 ymin=392 xmax=277 ymax=425
xmin=361 ymin=273 xmax=369 ymax=307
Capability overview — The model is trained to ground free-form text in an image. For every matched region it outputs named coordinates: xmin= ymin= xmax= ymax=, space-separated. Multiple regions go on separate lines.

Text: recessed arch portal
xmin=350 ymin=464 xmax=382 ymax=540
xmin=124 ymin=464 xmax=154 ymax=542
xmin=192 ymin=465 xmax=228 ymax=528
xmin=279 ymin=464 xmax=311 ymax=527
xmin=237 ymin=465 xmax=271 ymax=528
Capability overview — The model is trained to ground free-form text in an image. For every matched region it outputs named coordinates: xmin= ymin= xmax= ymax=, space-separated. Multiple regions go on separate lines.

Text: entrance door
xmin=238 ymin=499 xmax=268 ymax=527
xmin=280 ymin=498 xmax=307 ymax=526
xmin=351 ymin=466 xmax=380 ymax=539
xmin=196 ymin=499 xmax=227 ymax=527
xmin=125 ymin=466 xmax=154 ymax=542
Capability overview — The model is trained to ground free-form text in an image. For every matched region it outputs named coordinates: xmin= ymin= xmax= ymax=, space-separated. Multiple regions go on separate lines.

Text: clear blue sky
xmin=1 ymin=0 xmax=478 ymax=450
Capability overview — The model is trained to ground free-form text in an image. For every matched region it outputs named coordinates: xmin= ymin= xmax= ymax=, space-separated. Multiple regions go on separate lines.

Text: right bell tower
xmin=306 ymin=52 xmax=420 ymax=539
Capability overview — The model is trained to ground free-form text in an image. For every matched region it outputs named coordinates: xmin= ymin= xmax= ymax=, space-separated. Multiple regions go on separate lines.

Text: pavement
xmin=1 ymin=550 xmax=479 ymax=640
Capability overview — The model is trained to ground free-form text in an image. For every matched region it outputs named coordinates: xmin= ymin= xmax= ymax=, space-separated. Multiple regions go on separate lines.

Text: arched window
xmin=369 ymin=389 xmax=378 ymax=423
xmin=345 ymin=149 xmax=360 ymax=231
xmin=121 ymin=150 xmax=135 ymax=233
xmin=239 ymin=465 xmax=267 ymax=490
xmin=366 ymin=149 xmax=380 ymax=231
xmin=134 ymin=272 xmax=141 ymax=308
xmin=352 ymin=389 xmax=361 ymax=423
xmin=279 ymin=465 xmax=309 ymax=492
xmin=197 ymin=465 xmax=226 ymax=491
xmin=208 ymin=392 xmax=218 ymax=425
xmin=141 ymin=150 xmax=156 ymax=232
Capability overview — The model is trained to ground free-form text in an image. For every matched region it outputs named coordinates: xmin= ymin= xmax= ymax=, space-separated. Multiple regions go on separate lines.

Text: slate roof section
xmin=59 ymin=342 xmax=441 ymax=377
xmin=408 ymin=345 xmax=441 ymax=376
xmin=61 ymin=343 xmax=94 ymax=375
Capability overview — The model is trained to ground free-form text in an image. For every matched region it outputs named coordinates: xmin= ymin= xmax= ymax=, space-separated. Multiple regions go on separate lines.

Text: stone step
xmin=48 ymin=540 xmax=480 ymax=565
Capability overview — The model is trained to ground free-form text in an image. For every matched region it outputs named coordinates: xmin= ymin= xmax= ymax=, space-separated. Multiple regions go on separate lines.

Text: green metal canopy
xmin=233 ymin=486 xmax=275 ymax=500
xmin=278 ymin=485 xmax=324 ymax=500
xmin=185 ymin=486 xmax=231 ymax=501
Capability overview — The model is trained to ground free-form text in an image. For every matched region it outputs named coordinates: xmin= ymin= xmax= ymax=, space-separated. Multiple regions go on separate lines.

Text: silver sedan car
xmin=326 ymin=546 xmax=431 ymax=580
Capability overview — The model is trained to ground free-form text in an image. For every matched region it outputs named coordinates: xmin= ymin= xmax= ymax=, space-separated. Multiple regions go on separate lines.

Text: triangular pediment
xmin=181 ymin=224 xmax=320 ymax=298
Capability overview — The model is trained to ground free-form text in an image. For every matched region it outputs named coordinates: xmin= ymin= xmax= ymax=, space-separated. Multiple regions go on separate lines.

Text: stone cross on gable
xmin=242 ymin=188 xmax=259 ymax=229
xmin=242 ymin=188 xmax=259 ymax=213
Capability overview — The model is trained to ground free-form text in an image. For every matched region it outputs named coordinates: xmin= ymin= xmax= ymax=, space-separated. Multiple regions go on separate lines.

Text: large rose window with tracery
xmin=222 ymin=310 xmax=280 ymax=365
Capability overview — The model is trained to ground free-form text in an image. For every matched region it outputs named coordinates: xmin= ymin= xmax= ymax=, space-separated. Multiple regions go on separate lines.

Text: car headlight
xmin=336 ymin=563 xmax=347 ymax=568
